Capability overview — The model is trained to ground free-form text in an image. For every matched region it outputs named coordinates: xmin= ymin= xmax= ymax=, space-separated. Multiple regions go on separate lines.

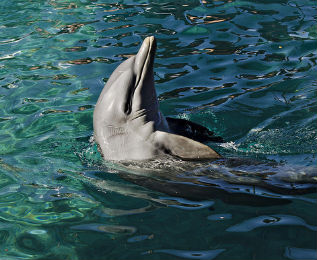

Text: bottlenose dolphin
xmin=93 ymin=36 xmax=221 ymax=160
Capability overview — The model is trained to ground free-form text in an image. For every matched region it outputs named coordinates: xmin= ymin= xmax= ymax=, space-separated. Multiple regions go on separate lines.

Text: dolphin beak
xmin=134 ymin=36 xmax=156 ymax=77
xmin=122 ymin=36 xmax=158 ymax=116
xmin=127 ymin=36 xmax=158 ymax=117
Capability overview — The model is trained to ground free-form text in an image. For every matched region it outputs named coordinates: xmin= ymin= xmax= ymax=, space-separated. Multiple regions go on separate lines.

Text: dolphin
xmin=92 ymin=36 xmax=316 ymax=205
xmin=93 ymin=36 xmax=222 ymax=161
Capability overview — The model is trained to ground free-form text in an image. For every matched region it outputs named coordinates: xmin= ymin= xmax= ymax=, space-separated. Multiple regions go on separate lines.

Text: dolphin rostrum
xmin=93 ymin=36 xmax=222 ymax=161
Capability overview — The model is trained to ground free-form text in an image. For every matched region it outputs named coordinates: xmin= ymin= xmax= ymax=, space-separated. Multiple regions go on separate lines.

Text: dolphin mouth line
xmin=135 ymin=36 xmax=155 ymax=88
xmin=126 ymin=36 xmax=155 ymax=115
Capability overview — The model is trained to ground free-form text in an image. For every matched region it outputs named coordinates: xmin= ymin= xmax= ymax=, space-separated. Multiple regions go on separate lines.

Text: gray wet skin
xmin=93 ymin=36 xmax=221 ymax=160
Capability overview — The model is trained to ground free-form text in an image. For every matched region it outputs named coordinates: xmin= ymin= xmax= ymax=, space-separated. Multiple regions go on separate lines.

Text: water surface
xmin=0 ymin=0 xmax=316 ymax=259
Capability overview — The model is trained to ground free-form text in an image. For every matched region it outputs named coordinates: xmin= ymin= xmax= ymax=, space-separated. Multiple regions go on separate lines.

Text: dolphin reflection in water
xmin=92 ymin=36 xmax=316 ymax=207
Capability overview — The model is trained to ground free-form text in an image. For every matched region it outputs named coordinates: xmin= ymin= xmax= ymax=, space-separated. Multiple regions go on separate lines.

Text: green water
xmin=0 ymin=0 xmax=316 ymax=259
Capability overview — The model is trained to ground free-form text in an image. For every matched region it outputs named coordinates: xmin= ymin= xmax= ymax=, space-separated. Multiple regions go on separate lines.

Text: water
xmin=0 ymin=0 xmax=316 ymax=259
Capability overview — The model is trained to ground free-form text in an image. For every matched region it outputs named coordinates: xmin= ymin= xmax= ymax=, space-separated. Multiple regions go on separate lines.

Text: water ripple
xmin=0 ymin=0 xmax=316 ymax=259
xmin=284 ymin=247 xmax=317 ymax=260
xmin=227 ymin=214 xmax=317 ymax=232
xmin=149 ymin=249 xmax=226 ymax=260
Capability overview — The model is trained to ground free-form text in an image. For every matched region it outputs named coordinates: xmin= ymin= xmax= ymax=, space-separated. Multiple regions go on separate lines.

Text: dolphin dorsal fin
xmin=153 ymin=131 xmax=222 ymax=160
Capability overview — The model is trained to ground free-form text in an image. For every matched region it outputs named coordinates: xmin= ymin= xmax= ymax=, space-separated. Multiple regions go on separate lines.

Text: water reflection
xmin=0 ymin=0 xmax=316 ymax=259
xmin=226 ymin=214 xmax=317 ymax=232
xmin=150 ymin=249 xmax=226 ymax=260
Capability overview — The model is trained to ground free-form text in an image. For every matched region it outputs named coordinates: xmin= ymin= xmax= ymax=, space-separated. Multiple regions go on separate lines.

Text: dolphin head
xmin=93 ymin=36 xmax=169 ymax=160
xmin=94 ymin=36 xmax=163 ymax=128
xmin=94 ymin=36 xmax=221 ymax=161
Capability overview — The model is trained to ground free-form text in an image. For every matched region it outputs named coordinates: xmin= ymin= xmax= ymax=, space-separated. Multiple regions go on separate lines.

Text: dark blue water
xmin=0 ymin=0 xmax=316 ymax=259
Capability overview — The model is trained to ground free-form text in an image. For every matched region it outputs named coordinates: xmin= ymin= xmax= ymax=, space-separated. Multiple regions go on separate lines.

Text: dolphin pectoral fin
xmin=166 ymin=117 xmax=224 ymax=143
xmin=154 ymin=131 xmax=222 ymax=160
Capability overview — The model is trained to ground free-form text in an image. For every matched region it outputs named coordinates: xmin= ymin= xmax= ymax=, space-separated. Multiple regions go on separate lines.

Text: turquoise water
xmin=0 ymin=0 xmax=316 ymax=259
